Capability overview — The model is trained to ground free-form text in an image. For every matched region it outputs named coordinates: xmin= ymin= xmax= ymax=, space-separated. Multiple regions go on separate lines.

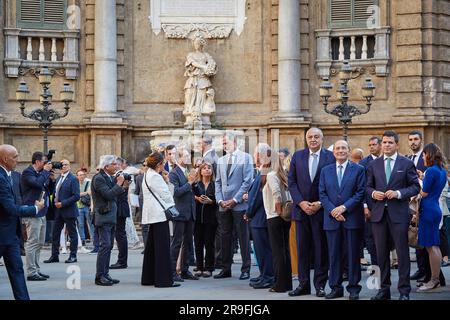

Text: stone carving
xmin=183 ymin=36 xmax=217 ymax=129
xmin=162 ymin=23 xmax=233 ymax=39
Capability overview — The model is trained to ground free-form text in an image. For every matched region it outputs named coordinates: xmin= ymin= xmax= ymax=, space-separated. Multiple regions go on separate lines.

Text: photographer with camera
xmin=91 ymin=155 xmax=129 ymax=286
xmin=20 ymin=151 xmax=53 ymax=281
xmin=44 ymin=159 xmax=80 ymax=264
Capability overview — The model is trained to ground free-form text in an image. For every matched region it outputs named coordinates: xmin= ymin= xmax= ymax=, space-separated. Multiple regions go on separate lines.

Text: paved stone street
xmin=1 ymin=247 xmax=449 ymax=300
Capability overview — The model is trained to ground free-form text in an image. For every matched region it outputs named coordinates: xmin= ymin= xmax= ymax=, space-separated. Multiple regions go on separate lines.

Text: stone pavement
xmin=1 ymin=247 xmax=450 ymax=300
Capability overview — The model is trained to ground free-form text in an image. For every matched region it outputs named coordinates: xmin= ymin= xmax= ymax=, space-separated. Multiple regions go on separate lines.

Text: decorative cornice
xmin=161 ymin=23 xmax=233 ymax=39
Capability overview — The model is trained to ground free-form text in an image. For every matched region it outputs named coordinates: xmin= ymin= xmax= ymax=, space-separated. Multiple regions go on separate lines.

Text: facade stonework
xmin=1 ymin=0 xmax=449 ymax=170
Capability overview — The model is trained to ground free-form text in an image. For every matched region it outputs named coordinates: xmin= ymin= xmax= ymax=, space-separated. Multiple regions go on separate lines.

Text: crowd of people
xmin=1 ymin=128 xmax=449 ymax=300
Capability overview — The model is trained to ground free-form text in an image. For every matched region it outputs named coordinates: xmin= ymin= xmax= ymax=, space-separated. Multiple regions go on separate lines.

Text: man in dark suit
xmin=164 ymin=145 xmax=177 ymax=173
xmin=0 ymin=144 xmax=45 ymax=300
xmin=21 ymin=151 xmax=53 ymax=281
xmin=366 ymin=130 xmax=420 ymax=300
xmin=44 ymin=160 xmax=80 ymax=264
xmin=319 ymin=140 xmax=366 ymax=300
xmin=11 ymin=170 xmax=26 ymax=256
xmin=288 ymin=127 xmax=335 ymax=297
xmin=201 ymin=136 xmax=219 ymax=175
xmin=359 ymin=136 xmax=382 ymax=266
xmin=244 ymin=143 xmax=274 ymax=289
xmin=169 ymin=148 xmax=198 ymax=281
xmin=91 ymin=155 xmax=128 ymax=286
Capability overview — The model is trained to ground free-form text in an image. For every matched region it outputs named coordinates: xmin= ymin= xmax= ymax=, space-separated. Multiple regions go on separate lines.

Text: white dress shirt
xmin=371 ymin=152 xmax=401 ymax=200
xmin=336 ymin=160 xmax=349 ymax=178
xmin=411 ymin=149 xmax=423 ymax=167
xmin=308 ymin=149 xmax=321 ymax=179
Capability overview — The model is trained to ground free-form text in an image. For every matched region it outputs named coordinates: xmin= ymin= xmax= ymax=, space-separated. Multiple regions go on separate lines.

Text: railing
xmin=315 ymin=27 xmax=390 ymax=77
xmin=4 ymin=28 xmax=79 ymax=79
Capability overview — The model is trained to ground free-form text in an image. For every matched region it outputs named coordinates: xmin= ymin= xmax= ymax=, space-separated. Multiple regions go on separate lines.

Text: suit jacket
xmin=91 ymin=170 xmax=125 ymax=226
xmin=169 ymin=166 xmax=196 ymax=221
xmin=0 ymin=167 xmax=36 ymax=246
xmin=203 ymin=148 xmax=219 ymax=175
xmin=134 ymin=173 xmax=144 ymax=209
xmin=164 ymin=162 xmax=176 ymax=173
xmin=319 ymin=161 xmax=366 ymax=230
xmin=54 ymin=172 xmax=80 ymax=219
xmin=215 ymin=149 xmax=254 ymax=212
xmin=408 ymin=151 xmax=426 ymax=172
xmin=288 ymin=148 xmax=335 ymax=221
xmin=365 ymin=154 xmax=421 ymax=223
xmin=359 ymin=155 xmax=377 ymax=210
xmin=116 ymin=185 xmax=130 ymax=218
xmin=21 ymin=165 xmax=51 ymax=217
xmin=245 ymin=174 xmax=267 ymax=229
xmin=11 ymin=170 xmax=23 ymax=205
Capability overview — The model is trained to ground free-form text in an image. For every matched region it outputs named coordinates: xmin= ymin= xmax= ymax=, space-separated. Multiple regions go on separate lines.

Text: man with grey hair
xmin=202 ymin=135 xmax=219 ymax=175
xmin=91 ymin=155 xmax=129 ymax=286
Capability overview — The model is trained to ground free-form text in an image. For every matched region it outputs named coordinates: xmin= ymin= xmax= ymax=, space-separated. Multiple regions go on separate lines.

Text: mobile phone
xmin=38 ymin=191 xmax=45 ymax=202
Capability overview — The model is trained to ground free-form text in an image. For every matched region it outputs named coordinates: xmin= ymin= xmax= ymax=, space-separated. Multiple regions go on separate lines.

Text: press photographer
xmin=91 ymin=155 xmax=129 ymax=286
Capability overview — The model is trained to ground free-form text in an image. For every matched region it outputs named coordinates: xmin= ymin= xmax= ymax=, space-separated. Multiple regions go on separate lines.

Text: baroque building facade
xmin=1 ymin=0 xmax=449 ymax=170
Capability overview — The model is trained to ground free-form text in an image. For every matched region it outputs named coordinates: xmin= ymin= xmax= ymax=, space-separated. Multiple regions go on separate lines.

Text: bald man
xmin=350 ymin=148 xmax=364 ymax=164
xmin=0 ymin=144 xmax=45 ymax=300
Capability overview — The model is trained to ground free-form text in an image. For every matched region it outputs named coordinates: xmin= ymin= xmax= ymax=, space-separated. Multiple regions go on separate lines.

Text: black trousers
xmin=95 ymin=224 xmax=115 ymax=279
xmin=267 ymin=217 xmax=292 ymax=292
xmin=371 ymin=209 xmax=411 ymax=295
xmin=114 ymin=216 xmax=128 ymax=265
xmin=142 ymin=223 xmax=150 ymax=248
xmin=295 ymin=215 xmax=328 ymax=291
xmin=141 ymin=221 xmax=173 ymax=287
xmin=0 ymin=242 xmax=30 ymax=300
xmin=171 ymin=220 xmax=194 ymax=274
xmin=216 ymin=210 xmax=251 ymax=273
xmin=51 ymin=216 xmax=78 ymax=258
xmin=194 ymin=222 xmax=217 ymax=271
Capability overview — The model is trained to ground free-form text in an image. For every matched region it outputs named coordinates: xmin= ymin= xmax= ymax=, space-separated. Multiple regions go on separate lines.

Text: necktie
xmin=310 ymin=153 xmax=318 ymax=181
xmin=55 ymin=175 xmax=65 ymax=202
xmin=8 ymin=174 xmax=13 ymax=187
xmin=385 ymin=157 xmax=392 ymax=183
xmin=226 ymin=154 xmax=233 ymax=177
xmin=184 ymin=168 xmax=189 ymax=179
xmin=337 ymin=165 xmax=343 ymax=188
xmin=411 ymin=154 xmax=416 ymax=164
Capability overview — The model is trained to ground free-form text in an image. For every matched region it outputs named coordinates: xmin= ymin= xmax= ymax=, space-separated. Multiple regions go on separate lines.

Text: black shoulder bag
xmin=144 ymin=172 xmax=180 ymax=221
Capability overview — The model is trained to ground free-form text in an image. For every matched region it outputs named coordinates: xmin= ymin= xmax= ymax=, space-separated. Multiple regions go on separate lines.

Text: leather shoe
xmin=325 ymin=289 xmax=343 ymax=299
xmin=250 ymin=276 xmax=262 ymax=283
xmin=171 ymin=283 xmax=181 ymax=287
xmin=349 ymin=293 xmax=359 ymax=300
xmin=239 ymin=272 xmax=250 ymax=280
xmin=38 ymin=272 xmax=50 ymax=279
xmin=109 ymin=262 xmax=127 ymax=269
xmin=181 ymin=271 xmax=199 ymax=280
xmin=252 ymin=281 xmax=273 ymax=289
xmin=371 ymin=291 xmax=391 ymax=300
xmin=65 ymin=256 xmax=77 ymax=263
xmin=95 ymin=276 xmax=114 ymax=286
xmin=399 ymin=294 xmax=409 ymax=300
xmin=27 ymin=274 xmax=47 ymax=281
xmin=288 ymin=285 xmax=311 ymax=297
xmin=214 ymin=270 xmax=231 ymax=279
xmin=173 ymin=274 xmax=184 ymax=282
xmin=43 ymin=256 xmax=59 ymax=263
xmin=411 ymin=270 xmax=426 ymax=280
xmin=104 ymin=274 xmax=120 ymax=284
xmin=316 ymin=287 xmax=326 ymax=297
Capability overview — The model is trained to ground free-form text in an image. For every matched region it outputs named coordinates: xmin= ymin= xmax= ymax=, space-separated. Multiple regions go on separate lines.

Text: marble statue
xmin=183 ymin=36 xmax=217 ymax=129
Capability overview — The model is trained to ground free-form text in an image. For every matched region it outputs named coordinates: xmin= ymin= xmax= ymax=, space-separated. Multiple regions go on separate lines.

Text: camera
xmin=115 ymin=170 xmax=132 ymax=182
xmin=45 ymin=149 xmax=63 ymax=170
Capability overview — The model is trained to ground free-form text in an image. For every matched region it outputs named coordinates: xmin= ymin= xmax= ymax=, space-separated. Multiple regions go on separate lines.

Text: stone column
xmin=93 ymin=0 xmax=121 ymax=122
xmin=275 ymin=0 xmax=302 ymax=121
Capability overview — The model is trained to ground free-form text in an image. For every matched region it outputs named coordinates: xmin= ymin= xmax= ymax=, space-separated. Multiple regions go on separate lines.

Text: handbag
xmin=408 ymin=196 xmax=422 ymax=249
xmin=144 ymin=173 xmax=180 ymax=221
xmin=279 ymin=183 xmax=293 ymax=222
xmin=80 ymin=181 xmax=91 ymax=207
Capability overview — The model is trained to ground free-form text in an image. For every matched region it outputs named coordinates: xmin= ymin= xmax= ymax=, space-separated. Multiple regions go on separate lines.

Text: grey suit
xmin=215 ymin=149 xmax=254 ymax=274
xmin=203 ymin=148 xmax=219 ymax=175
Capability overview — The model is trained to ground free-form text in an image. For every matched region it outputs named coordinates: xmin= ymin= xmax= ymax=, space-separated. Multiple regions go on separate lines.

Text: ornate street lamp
xmin=16 ymin=66 xmax=74 ymax=154
xmin=319 ymin=60 xmax=375 ymax=141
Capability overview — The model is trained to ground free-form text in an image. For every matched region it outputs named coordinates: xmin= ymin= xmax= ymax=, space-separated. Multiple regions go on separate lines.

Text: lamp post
xmin=319 ymin=60 xmax=375 ymax=141
xmin=16 ymin=66 xmax=74 ymax=154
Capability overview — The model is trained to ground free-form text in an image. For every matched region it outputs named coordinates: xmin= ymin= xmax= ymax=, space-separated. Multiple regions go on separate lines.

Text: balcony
xmin=315 ymin=27 xmax=390 ymax=78
xmin=4 ymin=28 xmax=79 ymax=79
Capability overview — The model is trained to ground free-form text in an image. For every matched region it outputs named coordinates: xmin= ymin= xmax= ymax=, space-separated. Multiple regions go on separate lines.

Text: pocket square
xmin=397 ymin=170 xmax=404 ymax=173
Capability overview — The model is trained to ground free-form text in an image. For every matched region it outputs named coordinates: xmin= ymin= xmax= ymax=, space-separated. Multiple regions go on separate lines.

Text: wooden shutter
xmin=19 ymin=0 xmax=41 ymax=24
xmin=330 ymin=0 xmax=352 ymax=27
xmin=354 ymin=0 xmax=375 ymax=25
xmin=44 ymin=0 xmax=65 ymax=24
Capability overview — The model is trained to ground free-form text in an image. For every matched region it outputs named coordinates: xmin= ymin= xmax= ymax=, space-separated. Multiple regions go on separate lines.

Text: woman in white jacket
xmin=141 ymin=152 xmax=180 ymax=288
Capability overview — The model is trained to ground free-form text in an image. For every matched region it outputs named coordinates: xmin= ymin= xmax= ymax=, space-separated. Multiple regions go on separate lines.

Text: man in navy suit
xmin=164 ymin=145 xmax=177 ymax=173
xmin=359 ymin=136 xmax=382 ymax=266
xmin=319 ymin=140 xmax=366 ymax=300
xmin=288 ymin=127 xmax=335 ymax=297
xmin=0 ymin=144 xmax=45 ymax=300
xmin=44 ymin=160 xmax=80 ymax=264
xmin=244 ymin=143 xmax=274 ymax=289
xmin=169 ymin=148 xmax=198 ymax=281
xmin=366 ymin=130 xmax=420 ymax=300
xmin=21 ymin=151 xmax=53 ymax=281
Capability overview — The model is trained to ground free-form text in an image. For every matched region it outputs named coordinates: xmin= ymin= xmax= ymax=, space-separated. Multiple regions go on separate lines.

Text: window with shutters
xmin=329 ymin=0 xmax=378 ymax=28
xmin=17 ymin=0 xmax=67 ymax=30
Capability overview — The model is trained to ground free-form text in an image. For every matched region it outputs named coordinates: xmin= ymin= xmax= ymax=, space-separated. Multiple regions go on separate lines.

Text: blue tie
xmin=337 ymin=165 xmax=343 ymax=188
xmin=310 ymin=153 xmax=318 ymax=181
xmin=8 ymin=174 xmax=13 ymax=188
